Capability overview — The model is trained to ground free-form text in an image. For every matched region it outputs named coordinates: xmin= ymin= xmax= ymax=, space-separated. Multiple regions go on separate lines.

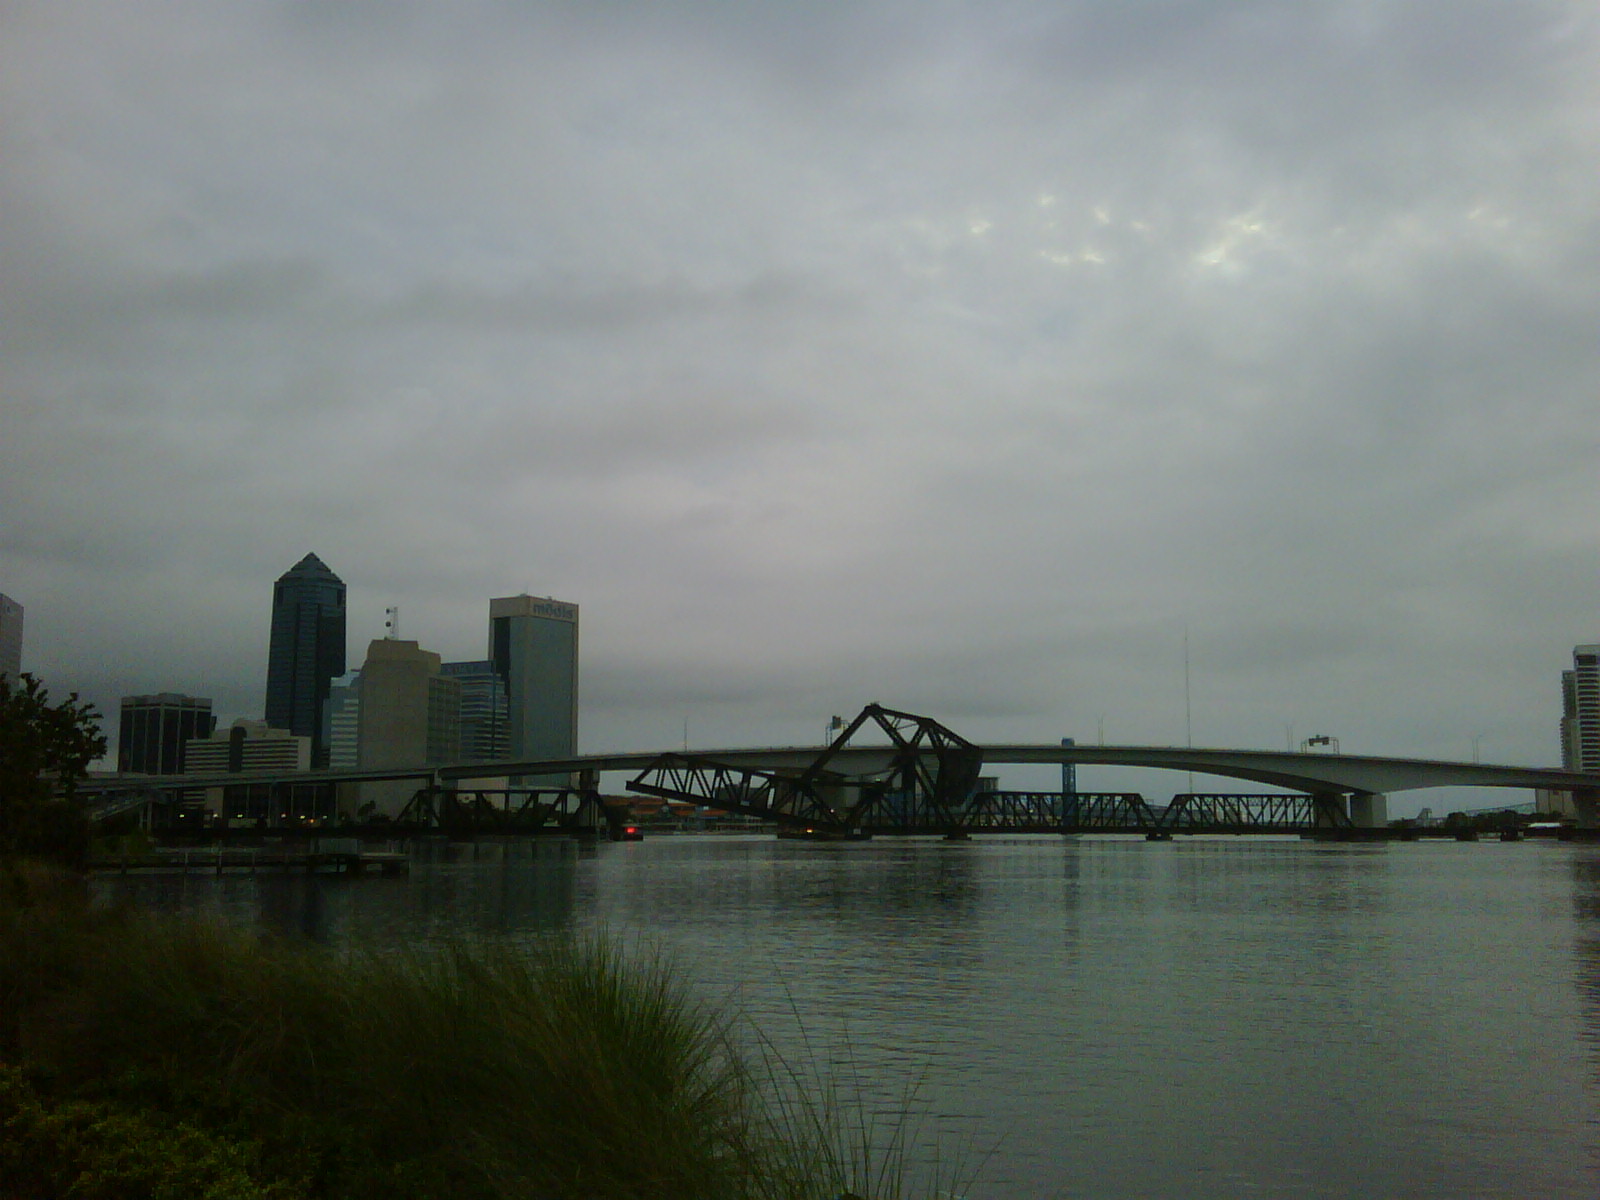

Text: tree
xmin=0 ymin=673 xmax=106 ymax=868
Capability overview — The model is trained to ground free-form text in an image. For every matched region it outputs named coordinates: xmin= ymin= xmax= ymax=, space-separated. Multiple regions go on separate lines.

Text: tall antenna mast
xmin=1184 ymin=625 xmax=1192 ymax=748
xmin=1184 ymin=625 xmax=1194 ymax=792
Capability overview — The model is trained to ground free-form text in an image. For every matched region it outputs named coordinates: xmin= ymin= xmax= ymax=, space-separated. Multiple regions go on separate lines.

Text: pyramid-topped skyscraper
xmin=264 ymin=553 xmax=346 ymax=767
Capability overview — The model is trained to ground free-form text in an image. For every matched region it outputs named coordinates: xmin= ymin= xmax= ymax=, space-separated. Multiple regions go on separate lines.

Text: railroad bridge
xmin=81 ymin=703 xmax=1600 ymax=839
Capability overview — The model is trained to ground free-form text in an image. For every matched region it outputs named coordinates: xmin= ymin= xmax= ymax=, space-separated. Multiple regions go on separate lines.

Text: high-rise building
xmin=441 ymin=660 xmax=509 ymax=762
xmin=1561 ymin=645 xmax=1600 ymax=772
xmin=489 ymin=594 xmax=578 ymax=764
xmin=118 ymin=693 xmax=215 ymax=775
xmin=357 ymin=639 xmax=461 ymax=815
xmin=323 ymin=670 xmax=362 ymax=770
xmin=0 ymin=592 xmax=22 ymax=683
xmin=358 ymin=640 xmax=461 ymax=767
xmin=264 ymin=553 xmax=346 ymax=767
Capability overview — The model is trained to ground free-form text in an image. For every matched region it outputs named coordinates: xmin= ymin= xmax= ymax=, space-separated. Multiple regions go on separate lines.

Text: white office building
xmin=184 ymin=719 xmax=317 ymax=821
xmin=1562 ymin=645 xmax=1600 ymax=772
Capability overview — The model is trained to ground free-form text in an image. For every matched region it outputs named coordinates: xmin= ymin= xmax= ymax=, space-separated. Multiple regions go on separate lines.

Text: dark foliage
xmin=0 ymin=673 xmax=105 ymax=868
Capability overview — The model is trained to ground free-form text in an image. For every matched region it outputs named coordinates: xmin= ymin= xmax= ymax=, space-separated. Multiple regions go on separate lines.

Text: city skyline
xmin=4 ymin=2 xmax=1598 ymax=804
xmin=6 ymin=553 xmax=1593 ymax=800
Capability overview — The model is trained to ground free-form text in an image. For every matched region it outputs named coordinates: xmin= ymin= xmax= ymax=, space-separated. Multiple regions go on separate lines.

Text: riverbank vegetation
xmin=0 ymin=864 xmax=955 ymax=1200
xmin=0 ymin=673 xmax=105 ymax=870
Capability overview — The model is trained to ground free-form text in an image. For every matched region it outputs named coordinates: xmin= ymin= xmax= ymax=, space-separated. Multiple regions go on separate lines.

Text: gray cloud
xmin=3 ymin=0 xmax=1597 ymax=807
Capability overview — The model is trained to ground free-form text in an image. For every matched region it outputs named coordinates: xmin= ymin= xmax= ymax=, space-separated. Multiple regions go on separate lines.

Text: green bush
xmin=0 ymin=877 xmax=930 ymax=1200
xmin=0 ymin=1067 xmax=279 ymax=1199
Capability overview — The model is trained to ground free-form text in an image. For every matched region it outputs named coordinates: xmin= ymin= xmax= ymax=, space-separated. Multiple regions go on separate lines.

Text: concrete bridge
xmin=77 ymin=695 xmax=1599 ymax=828
xmin=84 ymin=714 xmax=1600 ymax=829
xmin=474 ymin=740 xmax=1598 ymax=828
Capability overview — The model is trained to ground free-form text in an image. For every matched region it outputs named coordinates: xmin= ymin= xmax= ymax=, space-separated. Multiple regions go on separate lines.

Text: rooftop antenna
xmin=384 ymin=606 xmax=400 ymax=640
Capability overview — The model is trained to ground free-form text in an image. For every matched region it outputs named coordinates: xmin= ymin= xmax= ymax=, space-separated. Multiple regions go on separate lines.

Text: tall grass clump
xmin=0 ymin=863 xmax=947 ymax=1200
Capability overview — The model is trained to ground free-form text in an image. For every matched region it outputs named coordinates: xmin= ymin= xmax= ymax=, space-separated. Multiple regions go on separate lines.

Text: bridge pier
xmin=1573 ymin=788 xmax=1600 ymax=831
xmin=1311 ymin=791 xmax=1349 ymax=828
xmin=1349 ymin=792 xmax=1388 ymax=829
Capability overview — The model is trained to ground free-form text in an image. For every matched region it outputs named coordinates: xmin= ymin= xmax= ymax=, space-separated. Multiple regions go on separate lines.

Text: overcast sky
xmin=4 ymin=1 xmax=1597 ymax=805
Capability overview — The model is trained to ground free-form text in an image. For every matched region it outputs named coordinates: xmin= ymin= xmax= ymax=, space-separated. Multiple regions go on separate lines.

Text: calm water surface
xmin=97 ymin=835 xmax=1600 ymax=1199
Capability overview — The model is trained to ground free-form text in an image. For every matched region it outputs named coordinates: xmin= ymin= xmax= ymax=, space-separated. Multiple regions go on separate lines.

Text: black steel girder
xmin=626 ymin=754 xmax=846 ymax=829
xmin=803 ymin=704 xmax=985 ymax=834
xmin=394 ymin=786 xmax=615 ymax=836
xmin=1159 ymin=793 xmax=1352 ymax=833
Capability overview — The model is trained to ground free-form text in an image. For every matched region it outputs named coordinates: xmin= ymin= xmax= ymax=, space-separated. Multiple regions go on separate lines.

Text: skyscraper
xmin=357 ymin=639 xmax=461 ymax=769
xmin=264 ymin=553 xmax=346 ymax=766
xmin=323 ymin=670 xmax=362 ymax=770
xmin=489 ymin=594 xmax=578 ymax=764
xmin=441 ymin=660 xmax=510 ymax=762
xmin=357 ymin=639 xmax=461 ymax=815
xmin=1561 ymin=644 xmax=1600 ymax=772
xmin=0 ymin=592 xmax=21 ymax=683
xmin=118 ymin=693 xmax=215 ymax=775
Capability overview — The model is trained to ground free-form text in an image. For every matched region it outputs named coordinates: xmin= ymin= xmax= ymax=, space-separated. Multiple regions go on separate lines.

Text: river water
xmin=96 ymin=834 xmax=1600 ymax=1199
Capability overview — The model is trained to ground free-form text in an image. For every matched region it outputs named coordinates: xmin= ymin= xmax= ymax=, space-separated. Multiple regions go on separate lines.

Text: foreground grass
xmin=0 ymin=864 xmax=953 ymax=1200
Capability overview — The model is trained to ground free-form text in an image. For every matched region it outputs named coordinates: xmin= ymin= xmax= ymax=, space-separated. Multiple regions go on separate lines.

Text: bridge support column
xmin=1311 ymin=791 xmax=1348 ymax=828
xmin=1573 ymin=788 xmax=1600 ymax=831
xmin=1349 ymin=792 xmax=1388 ymax=829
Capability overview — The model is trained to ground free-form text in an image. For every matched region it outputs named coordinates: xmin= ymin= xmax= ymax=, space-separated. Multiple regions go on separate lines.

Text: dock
xmin=89 ymin=848 xmax=410 ymax=876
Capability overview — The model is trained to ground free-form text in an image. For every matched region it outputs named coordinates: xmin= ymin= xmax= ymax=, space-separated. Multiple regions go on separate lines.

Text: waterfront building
xmin=1561 ymin=645 xmax=1600 ymax=772
xmin=0 ymin=592 xmax=21 ymax=683
xmin=357 ymin=639 xmax=462 ymax=815
xmin=441 ymin=659 xmax=510 ymax=762
xmin=117 ymin=693 xmax=215 ymax=775
xmin=264 ymin=553 xmax=346 ymax=767
xmin=184 ymin=719 xmax=323 ymax=821
xmin=489 ymin=594 xmax=579 ymax=766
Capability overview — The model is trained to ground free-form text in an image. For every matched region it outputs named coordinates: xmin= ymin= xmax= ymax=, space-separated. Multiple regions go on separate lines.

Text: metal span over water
xmin=79 ymin=702 xmax=1600 ymax=832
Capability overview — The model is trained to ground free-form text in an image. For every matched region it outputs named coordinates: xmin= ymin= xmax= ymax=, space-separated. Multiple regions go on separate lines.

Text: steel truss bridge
xmin=87 ymin=777 xmax=634 ymax=841
xmin=391 ymin=786 xmax=622 ymax=838
xmin=627 ymin=704 xmax=986 ymax=837
xmin=80 ymin=702 xmax=1600 ymax=837
xmin=979 ymin=791 xmax=1353 ymax=836
xmin=623 ymin=708 xmax=1357 ymax=837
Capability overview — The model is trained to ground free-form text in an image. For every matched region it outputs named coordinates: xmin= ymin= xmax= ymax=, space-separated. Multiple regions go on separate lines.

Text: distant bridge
xmin=80 ymin=704 xmax=1600 ymax=835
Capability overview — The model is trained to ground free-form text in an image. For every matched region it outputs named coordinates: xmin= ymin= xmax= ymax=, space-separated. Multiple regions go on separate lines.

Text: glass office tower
xmin=264 ymin=553 xmax=346 ymax=767
xmin=488 ymin=594 xmax=578 ymax=766
xmin=441 ymin=660 xmax=510 ymax=762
